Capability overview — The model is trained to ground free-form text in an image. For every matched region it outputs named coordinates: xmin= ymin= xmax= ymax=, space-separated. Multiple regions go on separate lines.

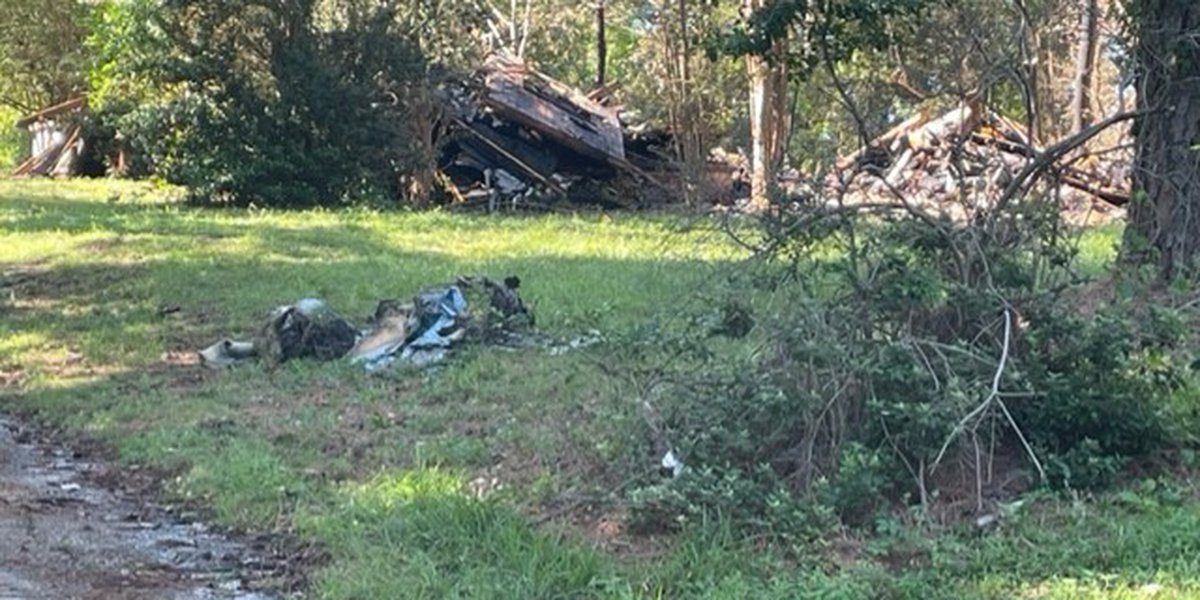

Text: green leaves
xmin=707 ymin=0 xmax=930 ymax=81
xmin=0 ymin=0 xmax=90 ymax=111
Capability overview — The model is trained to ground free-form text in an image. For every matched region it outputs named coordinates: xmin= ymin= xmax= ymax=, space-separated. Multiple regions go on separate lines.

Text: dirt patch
xmin=0 ymin=415 xmax=299 ymax=600
xmin=1 ymin=263 xmax=146 ymax=302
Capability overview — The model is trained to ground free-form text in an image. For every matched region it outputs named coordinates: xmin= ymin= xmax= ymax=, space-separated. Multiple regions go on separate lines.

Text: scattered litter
xmin=197 ymin=275 xmax=575 ymax=372
xmin=259 ymin=298 xmax=358 ymax=364
xmin=59 ymin=482 xmax=82 ymax=492
xmin=974 ymin=513 xmax=998 ymax=530
xmin=548 ymin=331 xmax=604 ymax=356
xmin=198 ymin=340 xmax=257 ymax=369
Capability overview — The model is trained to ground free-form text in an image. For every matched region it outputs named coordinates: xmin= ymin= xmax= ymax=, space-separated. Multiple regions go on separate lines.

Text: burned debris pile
xmin=198 ymin=275 xmax=536 ymax=371
xmin=827 ymin=105 xmax=1130 ymax=220
xmin=436 ymin=54 xmax=675 ymax=210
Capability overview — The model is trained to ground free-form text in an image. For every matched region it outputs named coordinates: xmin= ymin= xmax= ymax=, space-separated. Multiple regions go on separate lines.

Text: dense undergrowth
xmin=3 ymin=179 xmax=1199 ymax=599
xmin=621 ymin=196 xmax=1200 ymax=544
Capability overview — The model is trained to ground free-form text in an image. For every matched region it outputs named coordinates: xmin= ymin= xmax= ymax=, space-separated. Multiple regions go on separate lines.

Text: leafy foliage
xmin=708 ymin=0 xmax=929 ymax=76
xmin=84 ymin=0 xmax=473 ymax=206
xmin=0 ymin=0 xmax=90 ymax=112
xmin=624 ymin=193 xmax=1199 ymax=538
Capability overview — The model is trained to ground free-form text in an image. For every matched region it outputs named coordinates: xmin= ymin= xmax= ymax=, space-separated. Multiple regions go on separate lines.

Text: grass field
xmin=2 ymin=179 xmax=1198 ymax=599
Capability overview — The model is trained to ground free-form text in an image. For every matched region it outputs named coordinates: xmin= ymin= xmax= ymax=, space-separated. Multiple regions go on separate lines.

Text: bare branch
xmin=994 ymin=110 xmax=1145 ymax=212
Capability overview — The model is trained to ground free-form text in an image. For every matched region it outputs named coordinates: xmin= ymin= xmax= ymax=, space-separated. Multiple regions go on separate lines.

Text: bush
xmin=1016 ymin=302 xmax=1191 ymax=489
xmin=622 ymin=197 xmax=1198 ymax=540
xmin=87 ymin=0 xmax=451 ymax=207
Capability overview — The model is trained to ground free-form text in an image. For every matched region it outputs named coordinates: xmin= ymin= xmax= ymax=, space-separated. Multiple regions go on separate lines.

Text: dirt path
xmin=0 ymin=416 xmax=286 ymax=600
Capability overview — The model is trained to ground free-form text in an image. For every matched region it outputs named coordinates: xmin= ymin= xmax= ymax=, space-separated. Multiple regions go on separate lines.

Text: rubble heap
xmin=198 ymin=275 xmax=534 ymax=371
xmin=828 ymin=105 xmax=1131 ymax=220
xmin=436 ymin=54 xmax=675 ymax=210
xmin=12 ymin=97 xmax=89 ymax=177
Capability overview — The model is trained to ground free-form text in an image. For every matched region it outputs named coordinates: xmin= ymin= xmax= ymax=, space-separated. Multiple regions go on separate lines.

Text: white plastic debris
xmin=661 ymin=450 xmax=685 ymax=477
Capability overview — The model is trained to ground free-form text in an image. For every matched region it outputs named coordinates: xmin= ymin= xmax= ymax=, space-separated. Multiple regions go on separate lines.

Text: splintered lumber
xmin=479 ymin=54 xmax=626 ymax=163
xmin=453 ymin=118 xmax=566 ymax=196
xmin=14 ymin=96 xmax=87 ymax=128
xmin=586 ymin=81 xmax=622 ymax=103
xmin=836 ymin=110 xmax=933 ymax=169
xmin=607 ymin=155 xmax=670 ymax=192
xmin=435 ymin=169 xmax=470 ymax=204
xmin=11 ymin=154 xmax=38 ymax=177
xmin=13 ymin=125 xmax=82 ymax=177
xmin=50 ymin=126 xmax=82 ymax=176
xmin=833 ymin=104 xmax=1133 ymax=213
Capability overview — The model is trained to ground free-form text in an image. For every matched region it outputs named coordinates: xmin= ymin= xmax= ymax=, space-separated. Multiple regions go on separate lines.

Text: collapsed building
xmin=435 ymin=54 xmax=741 ymax=209
xmin=10 ymin=57 xmax=1131 ymax=216
xmin=12 ymin=97 xmax=94 ymax=177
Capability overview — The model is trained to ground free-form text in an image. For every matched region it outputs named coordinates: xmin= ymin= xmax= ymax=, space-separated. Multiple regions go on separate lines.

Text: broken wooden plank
xmin=479 ymin=55 xmax=626 ymax=163
xmin=606 ymin=155 xmax=671 ymax=193
xmin=835 ymin=110 xmax=932 ymax=170
xmin=452 ymin=118 xmax=566 ymax=196
xmin=15 ymin=96 xmax=87 ymax=129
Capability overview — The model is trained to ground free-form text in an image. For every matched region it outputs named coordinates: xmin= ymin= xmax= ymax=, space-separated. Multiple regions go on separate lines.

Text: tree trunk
xmin=1069 ymin=0 xmax=1100 ymax=133
xmin=595 ymin=0 xmax=607 ymax=88
xmin=747 ymin=50 xmax=773 ymax=210
xmin=744 ymin=0 xmax=788 ymax=210
xmin=1123 ymin=1 xmax=1200 ymax=278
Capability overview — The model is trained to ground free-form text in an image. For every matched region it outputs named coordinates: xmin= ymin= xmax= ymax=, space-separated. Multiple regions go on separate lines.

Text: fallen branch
xmin=931 ymin=309 xmax=1011 ymax=471
xmin=993 ymin=110 xmax=1143 ymax=212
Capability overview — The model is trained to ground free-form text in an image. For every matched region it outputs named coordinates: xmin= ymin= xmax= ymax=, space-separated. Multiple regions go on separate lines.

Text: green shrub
xmin=87 ymin=0 xmax=450 ymax=207
xmin=1016 ymin=303 xmax=1192 ymax=489
xmin=0 ymin=106 xmax=28 ymax=169
xmin=623 ymin=199 xmax=1198 ymax=539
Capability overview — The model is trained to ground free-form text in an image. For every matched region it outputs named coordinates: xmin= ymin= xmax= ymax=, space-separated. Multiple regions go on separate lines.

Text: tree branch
xmin=994 ymin=110 xmax=1145 ymax=212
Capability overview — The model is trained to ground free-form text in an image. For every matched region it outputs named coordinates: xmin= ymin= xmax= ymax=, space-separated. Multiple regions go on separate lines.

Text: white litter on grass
xmin=661 ymin=450 xmax=685 ymax=477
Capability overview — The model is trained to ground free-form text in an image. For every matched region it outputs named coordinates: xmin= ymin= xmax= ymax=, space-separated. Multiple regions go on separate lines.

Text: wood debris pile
xmin=12 ymin=97 xmax=89 ymax=177
xmin=437 ymin=54 xmax=676 ymax=210
xmin=828 ymin=105 xmax=1131 ymax=220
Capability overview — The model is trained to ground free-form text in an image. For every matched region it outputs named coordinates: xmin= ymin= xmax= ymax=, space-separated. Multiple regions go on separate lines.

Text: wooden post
xmin=595 ymin=0 xmax=607 ymax=88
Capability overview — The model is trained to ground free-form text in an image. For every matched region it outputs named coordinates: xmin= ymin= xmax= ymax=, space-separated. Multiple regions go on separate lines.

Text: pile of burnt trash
xmin=198 ymin=275 xmax=549 ymax=372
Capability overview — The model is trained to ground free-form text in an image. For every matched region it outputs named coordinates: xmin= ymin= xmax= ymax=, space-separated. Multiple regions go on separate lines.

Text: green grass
xmin=3 ymin=179 xmax=1198 ymax=599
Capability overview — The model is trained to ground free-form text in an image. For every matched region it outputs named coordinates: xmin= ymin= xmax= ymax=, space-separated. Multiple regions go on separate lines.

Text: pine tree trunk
xmin=1069 ymin=0 xmax=1100 ymax=133
xmin=1124 ymin=1 xmax=1200 ymax=277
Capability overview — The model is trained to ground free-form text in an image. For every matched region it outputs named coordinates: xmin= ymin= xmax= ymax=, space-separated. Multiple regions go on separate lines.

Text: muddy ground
xmin=0 ymin=415 xmax=298 ymax=600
